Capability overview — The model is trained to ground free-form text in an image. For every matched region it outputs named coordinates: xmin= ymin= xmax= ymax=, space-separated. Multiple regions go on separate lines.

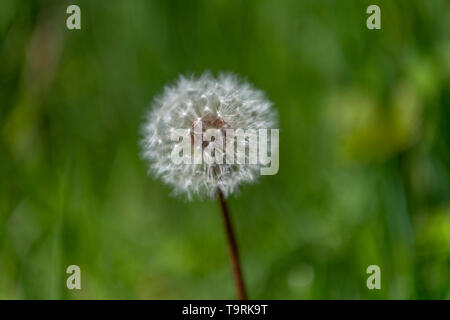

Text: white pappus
xmin=141 ymin=72 xmax=278 ymax=200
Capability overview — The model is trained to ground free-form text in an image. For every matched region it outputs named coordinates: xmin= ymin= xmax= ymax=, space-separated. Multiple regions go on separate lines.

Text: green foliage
xmin=0 ymin=0 xmax=449 ymax=299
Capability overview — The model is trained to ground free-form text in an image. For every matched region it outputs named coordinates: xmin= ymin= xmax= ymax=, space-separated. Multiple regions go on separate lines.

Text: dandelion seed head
xmin=141 ymin=72 xmax=278 ymax=200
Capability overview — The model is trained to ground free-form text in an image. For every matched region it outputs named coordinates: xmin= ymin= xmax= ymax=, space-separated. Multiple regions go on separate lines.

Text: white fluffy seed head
xmin=141 ymin=72 xmax=278 ymax=200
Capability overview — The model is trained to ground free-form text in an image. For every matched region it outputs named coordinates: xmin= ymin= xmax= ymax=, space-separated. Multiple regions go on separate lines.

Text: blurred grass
xmin=0 ymin=0 xmax=449 ymax=299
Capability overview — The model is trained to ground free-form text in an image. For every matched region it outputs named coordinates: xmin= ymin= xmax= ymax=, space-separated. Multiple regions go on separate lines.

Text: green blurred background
xmin=1 ymin=0 xmax=449 ymax=299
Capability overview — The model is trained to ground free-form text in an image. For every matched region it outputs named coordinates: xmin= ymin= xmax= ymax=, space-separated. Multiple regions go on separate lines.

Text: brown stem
xmin=217 ymin=189 xmax=248 ymax=300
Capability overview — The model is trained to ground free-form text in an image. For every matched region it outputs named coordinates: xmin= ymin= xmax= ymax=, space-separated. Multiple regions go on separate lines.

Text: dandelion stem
xmin=217 ymin=189 xmax=248 ymax=300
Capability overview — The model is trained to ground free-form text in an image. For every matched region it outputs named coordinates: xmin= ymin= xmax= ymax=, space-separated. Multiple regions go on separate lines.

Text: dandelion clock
xmin=141 ymin=72 xmax=279 ymax=299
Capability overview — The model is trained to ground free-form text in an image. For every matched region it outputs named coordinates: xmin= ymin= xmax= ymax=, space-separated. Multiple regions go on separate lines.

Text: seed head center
xmin=190 ymin=114 xmax=229 ymax=148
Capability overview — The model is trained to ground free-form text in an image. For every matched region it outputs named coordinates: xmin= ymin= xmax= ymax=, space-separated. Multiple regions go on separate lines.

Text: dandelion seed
xmin=141 ymin=72 xmax=278 ymax=200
